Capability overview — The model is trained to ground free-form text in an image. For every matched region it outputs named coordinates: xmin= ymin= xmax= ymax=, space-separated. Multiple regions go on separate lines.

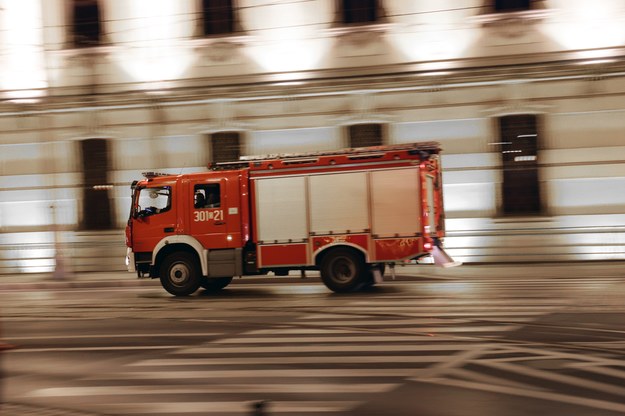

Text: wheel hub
xmin=170 ymin=264 xmax=189 ymax=285
xmin=332 ymin=258 xmax=355 ymax=282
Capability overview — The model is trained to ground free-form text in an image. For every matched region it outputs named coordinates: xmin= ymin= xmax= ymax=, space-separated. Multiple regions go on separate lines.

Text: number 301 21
xmin=194 ymin=210 xmax=223 ymax=222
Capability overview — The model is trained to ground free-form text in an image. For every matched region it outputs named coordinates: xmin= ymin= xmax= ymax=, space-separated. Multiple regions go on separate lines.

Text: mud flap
xmin=372 ymin=268 xmax=384 ymax=284
xmin=432 ymin=246 xmax=462 ymax=268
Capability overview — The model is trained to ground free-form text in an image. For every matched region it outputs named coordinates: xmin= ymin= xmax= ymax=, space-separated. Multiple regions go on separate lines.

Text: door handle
xmin=164 ymin=227 xmax=174 ymax=233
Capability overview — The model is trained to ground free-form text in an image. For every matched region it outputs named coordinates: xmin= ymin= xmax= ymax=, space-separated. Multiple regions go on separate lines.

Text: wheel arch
xmin=153 ymin=235 xmax=207 ymax=276
xmin=313 ymin=243 xmax=368 ymax=267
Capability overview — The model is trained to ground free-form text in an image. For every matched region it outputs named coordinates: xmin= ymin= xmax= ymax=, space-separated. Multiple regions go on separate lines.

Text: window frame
xmin=137 ymin=186 xmax=173 ymax=217
xmin=194 ymin=184 xmax=221 ymax=209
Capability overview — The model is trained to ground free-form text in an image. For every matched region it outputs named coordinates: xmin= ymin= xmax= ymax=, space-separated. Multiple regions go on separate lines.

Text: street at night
xmin=2 ymin=264 xmax=625 ymax=416
xmin=3 ymin=1 xmax=625 ymax=415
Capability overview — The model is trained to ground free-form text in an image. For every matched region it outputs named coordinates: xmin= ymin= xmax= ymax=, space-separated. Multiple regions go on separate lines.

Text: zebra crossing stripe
xmin=291 ymin=319 xmax=519 ymax=331
xmin=97 ymin=400 xmax=361 ymax=414
xmin=482 ymin=361 xmax=625 ymax=396
xmin=28 ymin=383 xmax=399 ymax=397
xmin=212 ymin=335 xmax=465 ymax=344
xmin=173 ymin=343 xmax=499 ymax=354
xmin=86 ymin=368 xmax=421 ymax=380
xmin=130 ymin=355 xmax=456 ymax=366
xmin=422 ymin=378 xmax=625 ymax=414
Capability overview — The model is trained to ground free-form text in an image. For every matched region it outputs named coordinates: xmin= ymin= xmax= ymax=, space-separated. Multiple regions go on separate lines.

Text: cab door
xmin=188 ymin=174 xmax=241 ymax=249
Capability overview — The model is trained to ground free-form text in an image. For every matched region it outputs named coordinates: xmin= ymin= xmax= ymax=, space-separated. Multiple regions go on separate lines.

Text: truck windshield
xmin=136 ymin=186 xmax=171 ymax=217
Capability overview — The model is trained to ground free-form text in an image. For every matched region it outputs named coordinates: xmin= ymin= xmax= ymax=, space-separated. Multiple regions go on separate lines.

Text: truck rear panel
xmin=252 ymin=164 xmax=434 ymax=268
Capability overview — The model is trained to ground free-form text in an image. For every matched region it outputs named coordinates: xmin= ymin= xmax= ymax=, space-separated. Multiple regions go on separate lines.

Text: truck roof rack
xmin=210 ymin=141 xmax=441 ymax=171
xmin=142 ymin=171 xmax=171 ymax=179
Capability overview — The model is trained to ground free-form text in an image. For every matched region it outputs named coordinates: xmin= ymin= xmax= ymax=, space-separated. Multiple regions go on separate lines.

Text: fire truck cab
xmin=125 ymin=142 xmax=457 ymax=296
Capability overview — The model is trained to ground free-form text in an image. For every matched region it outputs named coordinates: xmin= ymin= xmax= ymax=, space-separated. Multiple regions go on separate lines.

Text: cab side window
xmin=137 ymin=186 xmax=171 ymax=216
xmin=194 ymin=184 xmax=220 ymax=209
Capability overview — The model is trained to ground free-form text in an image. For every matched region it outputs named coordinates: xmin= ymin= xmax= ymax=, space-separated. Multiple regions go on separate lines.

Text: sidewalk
xmin=0 ymin=262 xmax=624 ymax=291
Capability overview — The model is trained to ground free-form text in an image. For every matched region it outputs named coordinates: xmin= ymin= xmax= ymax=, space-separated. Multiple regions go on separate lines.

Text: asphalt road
xmin=2 ymin=270 xmax=625 ymax=416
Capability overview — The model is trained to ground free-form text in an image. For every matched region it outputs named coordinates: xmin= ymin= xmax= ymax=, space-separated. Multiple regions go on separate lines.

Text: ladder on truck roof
xmin=210 ymin=141 xmax=441 ymax=171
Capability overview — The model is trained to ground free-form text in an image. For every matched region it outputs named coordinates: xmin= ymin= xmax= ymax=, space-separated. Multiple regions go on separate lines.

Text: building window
xmin=494 ymin=0 xmax=531 ymax=12
xmin=72 ymin=0 xmax=102 ymax=48
xmin=342 ymin=0 xmax=378 ymax=24
xmin=202 ymin=0 xmax=235 ymax=35
xmin=348 ymin=123 xmax=384 ymax=148
xmin=498 ymin=115 xmax=541 ymax=215
xmin=210 ymin=131 xmax=241 ymax=164
xmin=80 ymin=138 xmax=112 ymax=229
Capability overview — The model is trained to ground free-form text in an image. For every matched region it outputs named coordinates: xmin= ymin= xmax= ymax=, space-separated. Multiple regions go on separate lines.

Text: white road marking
xmin=212 ymin=335 xmax=455 ymax=344
xmin=4 ymin=333 xmax=221 ymax=341
xmin=27 ymin=383 xmax=398 ymax=397
xmin=97 ymin=400 xmax=361 ymax=414
xmin=482 ymin=361 xmax=625 ymax=396
xmin=8 ymin=345 xmax=187 ymax=353
xmin=422 ymin=378 xmax=625 ymax=414
xmin=174 ymin=343 xmax=499 ymax=355
xmin=87 ymin=368 xmax=421 ymax=380
xmin=130 ymin=355 xmax=453 ymax=366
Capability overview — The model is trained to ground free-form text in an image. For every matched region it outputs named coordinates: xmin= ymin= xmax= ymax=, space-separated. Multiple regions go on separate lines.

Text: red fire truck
xmin=125 ymin=142 xmax=457 ymax=296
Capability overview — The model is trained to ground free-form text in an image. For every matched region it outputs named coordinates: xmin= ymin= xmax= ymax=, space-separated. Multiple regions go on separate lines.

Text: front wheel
xmin=159 ymin=252 xmax=201 ymax=296
xmin=319 ymin=248 xmax=366 ymax=293
xmin=200 ymin=276 xmax=233 ymax=292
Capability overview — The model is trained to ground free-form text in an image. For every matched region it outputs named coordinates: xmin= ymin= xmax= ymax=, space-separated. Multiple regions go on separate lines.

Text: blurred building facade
xmin=1 ymin=0 xmax=625 ymax=273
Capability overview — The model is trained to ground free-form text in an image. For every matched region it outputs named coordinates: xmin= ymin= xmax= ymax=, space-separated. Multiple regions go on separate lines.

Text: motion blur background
xmin=1 ymin=0 xmax=625 ymax=274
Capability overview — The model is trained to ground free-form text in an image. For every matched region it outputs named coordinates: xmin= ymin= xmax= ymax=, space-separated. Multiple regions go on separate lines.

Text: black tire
xmin=320 ymin=248 xmax=366 ymax=293
xmin=200 ymin=276 xmax=233 ymax=292
xmin=159 ymin=252 xmax=201 ymax=296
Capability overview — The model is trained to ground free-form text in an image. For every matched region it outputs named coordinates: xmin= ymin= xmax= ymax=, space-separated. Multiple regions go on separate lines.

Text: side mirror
xmin=133 ymin=210 xmax=146 ymax=221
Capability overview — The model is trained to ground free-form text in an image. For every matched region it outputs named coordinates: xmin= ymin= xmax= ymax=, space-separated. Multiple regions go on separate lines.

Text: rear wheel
xmin=200 ymin=276 xmax=233 ymax=292
xmin=319 ymin=248 xmax=366 ymax=293
xmin=159 ymin=252 xmax=201 ymax=296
